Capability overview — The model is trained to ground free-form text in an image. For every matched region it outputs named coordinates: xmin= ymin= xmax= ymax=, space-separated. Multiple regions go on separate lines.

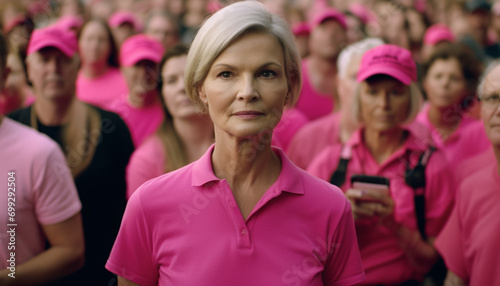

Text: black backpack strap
xmin=405 ymin=146 xmax=436 ymax=241
xmin=329 ymin=145 xmax=351 ymax=187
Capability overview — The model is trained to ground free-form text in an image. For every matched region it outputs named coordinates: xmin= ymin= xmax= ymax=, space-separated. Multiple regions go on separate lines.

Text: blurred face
xmin=468 ymin=10 xmax=491 ymax=42
xmin=122 ymin=59 xmax=159 ymax=101
xmin=346 ymin=15 xmax=363 ymax=44
xmin=309 ymin=19 xmax=347 ymax=60
xmin=423 ymin=58 xmax=467 ymax=109
xmin=26 ymin=47 xmax=79 ymax=101
xmin=161 ymin=55 xmax=197 ymax=119
xmin=146 ymin=15 xmax=179 ymax=51
xmin=199 ymin=32 xmax=289 ymax=139
xmin=480 ymin=65 xmax=500 ymax=146
xmin=79 ymin=21 xmax=111 ymax=65
xmin=112 ymin=23 xmax=135 ymax=48
xmin=338 ymin=56 xmax=361 ymax=111
xmin=5 ymin=53 xmax=26 ymax=96
xmin=360 ymin=76 xmax=410 ymax=132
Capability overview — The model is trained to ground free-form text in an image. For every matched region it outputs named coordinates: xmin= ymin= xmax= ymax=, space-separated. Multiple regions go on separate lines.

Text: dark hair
xmin=422 ymin=43 xmax=482 ymax=109
xmin=0 ymin=32 xmax=8 ymax=70
xmin=78 ymin=18 xmax=119 ymax=68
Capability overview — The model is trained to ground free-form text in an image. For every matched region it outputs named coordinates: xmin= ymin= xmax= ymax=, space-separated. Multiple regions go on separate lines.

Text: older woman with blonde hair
xmin=308 ymin=44 xmax=455 ymax=285
xmin=106 ymin=2 xmax=365 ymax=285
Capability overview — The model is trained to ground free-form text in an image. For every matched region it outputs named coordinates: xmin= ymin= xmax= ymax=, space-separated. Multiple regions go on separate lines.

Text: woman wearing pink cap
xmin=76 ymin=18 xmax=128 ymax=109
xmin=308 ymin=44 xmax=455 ymax=285
xmin=106 ymin=2 xmax=365 ymax=285
xmin=418 ymin=43 xmax=490 ymax=167
xmin=126 ymin=44 xmax=214 ymax=198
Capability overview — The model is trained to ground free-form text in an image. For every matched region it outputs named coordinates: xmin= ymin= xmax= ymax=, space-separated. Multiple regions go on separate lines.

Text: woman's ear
xmin=198 ymin=85 xmax=208 ymax=105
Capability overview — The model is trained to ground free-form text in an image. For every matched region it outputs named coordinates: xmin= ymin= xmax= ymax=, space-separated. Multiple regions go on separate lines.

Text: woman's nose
xmin=237 ymin=75 xmax=259 ymax=102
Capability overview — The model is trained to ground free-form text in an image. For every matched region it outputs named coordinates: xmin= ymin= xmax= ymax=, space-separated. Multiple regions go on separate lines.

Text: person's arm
xmin=0 ymin=213 xmax=84 ymax=286
xmin=444 ymin=271 xmax=467 ymax=286
xmin=118 ymin=276 xmax=141 ymax=286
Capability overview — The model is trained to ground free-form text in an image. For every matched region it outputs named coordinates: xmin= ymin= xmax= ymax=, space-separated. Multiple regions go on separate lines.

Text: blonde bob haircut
xmin=185 ymin=1 xmax=302 ymax=113
xmin=351 ymin=78 xmax=423 ymax=127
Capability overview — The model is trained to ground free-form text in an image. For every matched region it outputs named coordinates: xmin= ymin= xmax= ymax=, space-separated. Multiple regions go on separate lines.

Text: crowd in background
xmin=0 ymin=0 xmax=499 ymax=285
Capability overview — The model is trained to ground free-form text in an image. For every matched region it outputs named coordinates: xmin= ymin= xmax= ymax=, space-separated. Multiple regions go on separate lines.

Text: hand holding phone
xmin=350 ymin=175 xmax=390 ymax=203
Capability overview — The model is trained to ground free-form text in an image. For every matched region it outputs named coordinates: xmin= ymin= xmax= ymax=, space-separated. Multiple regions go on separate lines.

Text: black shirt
xmin=9 ymin=104 xmax=134 ymax=285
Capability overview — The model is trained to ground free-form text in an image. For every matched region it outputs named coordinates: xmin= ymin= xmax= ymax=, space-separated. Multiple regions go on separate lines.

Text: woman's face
xmin=423 ymin=58 xmax=467 ymax=109
xmin=161 ymin=55 xmax=197 ymax=119
xmin=79 ymin=21 xmax=111 ymax=65
xmin=199 ymin=32 xmax=289 ymax=139
xmin=5 ymin=53 xmax=26 ymax=96
xmin=360 ymin=76 xmax=411 ymax=132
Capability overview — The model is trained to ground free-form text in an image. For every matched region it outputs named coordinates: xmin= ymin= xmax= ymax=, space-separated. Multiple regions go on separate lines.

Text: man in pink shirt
xmin=108 ymin=34 xmax=165 ymax=147
xmin=288 ymin=38 xmax=384 ymax=169
xmin=0 ymin=32 xmax=84 ymax=285
xmin=435 ymin=60 xmax=500 ymax=286
xmin=294 ymin=8 xmax=347 ymax=121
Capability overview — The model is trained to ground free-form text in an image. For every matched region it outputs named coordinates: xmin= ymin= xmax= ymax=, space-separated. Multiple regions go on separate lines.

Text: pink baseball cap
xmin=357 ymin=44 xmax=417 ymax=85
xmin=311 ymin=8 xmax=347 ymax=30
xmin=292 ymin=22 xmax=311 ymax=36
xmin=423 ymin=24 xmax=455 ymax=46
xmin=119 ymin=34 xmax=164 ymax=67
xmin=27 ymin=26 xmax=78 ymax=57
xmin=3 ymin=15 xmax=26 ymax=34
xmin=109 ymin=11 xmax=141 ymax=32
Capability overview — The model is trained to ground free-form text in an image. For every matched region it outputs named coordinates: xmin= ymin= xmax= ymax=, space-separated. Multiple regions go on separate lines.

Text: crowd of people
xmin=0 ymin=0 xmax=499 ymax=285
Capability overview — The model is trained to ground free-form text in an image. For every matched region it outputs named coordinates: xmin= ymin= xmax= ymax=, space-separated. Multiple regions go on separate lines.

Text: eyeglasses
xmin=478 ymin=94 xmax=500 ymax=109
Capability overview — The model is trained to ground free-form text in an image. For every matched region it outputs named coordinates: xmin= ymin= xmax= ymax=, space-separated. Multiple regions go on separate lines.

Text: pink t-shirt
xmin=287 ymin=112 xmax=341 ymax=169
xmin=107 ymin=97 xmax=164 ymax=147
xmin=307 ymin=128 xmax=455 ymax=285
xmin=415 ymin=104 xmax=491 ymax=166
xmin=0 ymin=118 xmax=81 ymax=267
xmin=435 ymin=160 xmax=500 ymax=285
xmin=76 ymin=67 xmax=128 ymax=110
xmin=126 ymin=135 xmax=165 ymax=199
xmin=106 ymin=145 xmax=365 ymax=286
xmin=272 ymin=107 xmax=309 ymax=152
xmin=294 ymin=59 xmax=335 ymax=121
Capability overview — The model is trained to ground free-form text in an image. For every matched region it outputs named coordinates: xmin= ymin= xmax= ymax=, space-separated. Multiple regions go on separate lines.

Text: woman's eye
xmin=218 ymin=71 xmax=232 ymax=78
xmin=260 ymin=70 xmax=276 ymax=78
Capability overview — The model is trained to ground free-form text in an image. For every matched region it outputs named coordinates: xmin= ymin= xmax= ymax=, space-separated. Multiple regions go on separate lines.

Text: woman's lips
xmin=233 ymin=110 xmax=265 ymax=119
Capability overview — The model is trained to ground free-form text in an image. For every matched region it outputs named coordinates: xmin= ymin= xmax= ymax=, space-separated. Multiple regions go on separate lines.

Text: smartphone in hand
xmin=350 ymin=175 xmax=390 ymax=202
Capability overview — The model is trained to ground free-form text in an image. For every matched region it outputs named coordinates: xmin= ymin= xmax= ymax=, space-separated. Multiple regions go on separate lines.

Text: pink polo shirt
xmin=307 ymin=128 xmax=455 ymax=285
xmin=455 ymin=146 xmax=495 ymax=184
xmin=106 ymin=145 xmax=365 ymax=286
xmin=76 ymin=67 xmax=129 ymax=110
xmin=126 ymin=135 xmax=165 ymax=199
xmin=107 ymin=97 xmax=164 ymax=147
xmin=272 ymin=107 xmax=309 ymax=152
xmin=294 ymin=59 xmax=335 ymax=121
xmin=435 ymin=160 xmax=500 ymax=285
xmin=415 ymin=104 xmax=491 ymax=166
xmin=287 ymin=112 xmax=341 ymax=169
xmin=0 ymin=118 xmax=81 ymax=267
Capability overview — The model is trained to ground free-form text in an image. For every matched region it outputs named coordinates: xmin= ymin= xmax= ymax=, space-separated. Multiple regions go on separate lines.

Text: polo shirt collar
xmin=347 ymin=124 xmax=432 ymax=153
xmin=192 ymin=144 xmax=304 ymax=195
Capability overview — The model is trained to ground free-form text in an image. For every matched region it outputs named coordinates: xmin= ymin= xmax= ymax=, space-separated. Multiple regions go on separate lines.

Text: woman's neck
xmin=212 ymin=131 xmax=281 ymax=190
xmin=81 ymin=61 xmax=109 ymax=79
xmin=363 ymin=127 xmax=406 ymax=164
xmin=427 ymin=104 xmax=463 ymax=139
xmin=173 ymin=115 xmax=214 ymax=162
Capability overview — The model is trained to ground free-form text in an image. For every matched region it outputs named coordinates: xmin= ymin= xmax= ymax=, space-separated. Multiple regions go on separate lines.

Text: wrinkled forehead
xmin=482 ymin=65 xmax=500 ymax=95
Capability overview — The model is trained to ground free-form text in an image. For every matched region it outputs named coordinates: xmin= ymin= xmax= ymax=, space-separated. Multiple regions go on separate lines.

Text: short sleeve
xmin=424 ymin=150 xmax=456 ymax=237
xmin=323 ymin=200 xmax=365 ymax=286
xmin=34 ymin=144 xmax=81 ymax=225
xmin=106 ymin=188 xmax=158 ymax=286
xmin=434 ymin=202 xmax=468 ymax=281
